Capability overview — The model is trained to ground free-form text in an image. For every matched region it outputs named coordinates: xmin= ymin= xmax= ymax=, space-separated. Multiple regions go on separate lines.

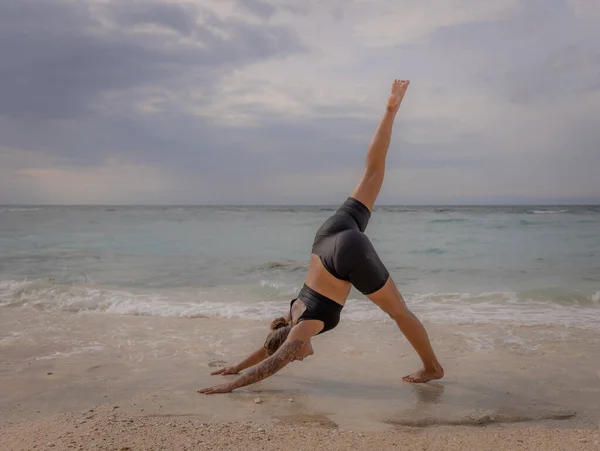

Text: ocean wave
xmin=378 ymin=207 xmax=413 ymax=213
xmin=246 ymin=260 xmax=308 ymax=274
xmin=519 ymin=219 xmax=539 ymax=226
xmin=0 ymin=207 xmax=42 ymax=212
xmin=517 ymin=287 xmax=600 ymax=306
xmin=428 ymin=218 xmax=468 ymax=224
xmin=0 ymin=279 xmax=285 ymax=320
xmin=1 ymin=279 xmax=598 ymax=328
xmin=343 ymin=291 xmax=600 ymax=328
xmin=258 ymin=261 xmax=308 ymax=271
xmin=526 ymin=209 xmax=568 ymax=214
xmin=409 ymin=248 xmax=446 ymax=255
xmin=258 ymin=279 xmax=302 ymax=297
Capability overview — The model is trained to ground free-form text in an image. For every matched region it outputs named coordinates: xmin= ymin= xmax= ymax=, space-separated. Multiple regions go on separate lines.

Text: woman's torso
xmin=290 ymin=254 xmax=350 ymax=326
xmin=306 ymin=254 xmax=351 ymax=303
xmin=291 ymin=197 xmax=373 ymax=327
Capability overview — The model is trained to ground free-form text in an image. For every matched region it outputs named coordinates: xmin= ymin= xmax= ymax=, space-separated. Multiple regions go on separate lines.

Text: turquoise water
xmin=1 ymin=204 xmax=599 ymax=327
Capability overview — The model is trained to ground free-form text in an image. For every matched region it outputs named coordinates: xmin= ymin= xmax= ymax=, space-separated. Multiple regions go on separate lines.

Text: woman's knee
xmin=386 ymin=301 xmax=412 ymax=321
xmin=367 ymin=281 xmax=411 ymax=321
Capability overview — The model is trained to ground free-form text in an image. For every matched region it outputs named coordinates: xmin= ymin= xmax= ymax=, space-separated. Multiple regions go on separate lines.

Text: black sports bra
xmin=290 ymin=284 xmax=343 ymax=335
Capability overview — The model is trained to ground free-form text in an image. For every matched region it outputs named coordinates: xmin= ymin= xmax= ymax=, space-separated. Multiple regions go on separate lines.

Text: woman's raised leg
xmin=350 ymin=79 xmax=409 ymax=212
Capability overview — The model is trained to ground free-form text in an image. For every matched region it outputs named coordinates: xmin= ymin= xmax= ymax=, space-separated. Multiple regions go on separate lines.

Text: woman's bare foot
xmin=387 ymin=79 xmax=410 ymax=112
xmin=403 ymin=365 xmax=444 ymax=383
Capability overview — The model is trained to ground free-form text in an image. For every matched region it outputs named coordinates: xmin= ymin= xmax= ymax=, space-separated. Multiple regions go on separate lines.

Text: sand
xmin=1 ymin=404 xmax=599 ymax=451
xmin=1 ymin=309 xmax=600 ymax=450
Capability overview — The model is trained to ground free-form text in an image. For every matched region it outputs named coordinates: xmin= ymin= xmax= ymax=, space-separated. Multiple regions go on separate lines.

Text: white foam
xmin=453 ymin=331 xmax=495 ymax=351
xmin=1 ymin=279 xmax=599 ymax=329
xmin=0 ymin=207 xmax=41 ymax=212
xmin=0 ymin=279 xmax=285 ymax=320
xmin=258 ymin=279 xmax=301 ymax=297
xmin=452 ymin=330 xmax=541 ymax=352
xmin=0 ymin=331 xmax=26 ymax=345
xmin=344 ymin=291 xmax=600 ymax=329
xmin=527 ymin=209 xmax=568 ymax=214
xmin=35 ymin=345 xmax=105 ymax=360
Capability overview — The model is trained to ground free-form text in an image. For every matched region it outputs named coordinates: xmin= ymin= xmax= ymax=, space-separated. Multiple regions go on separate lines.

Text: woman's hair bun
xmin=270 ymin=316 xmax=289 ymax=330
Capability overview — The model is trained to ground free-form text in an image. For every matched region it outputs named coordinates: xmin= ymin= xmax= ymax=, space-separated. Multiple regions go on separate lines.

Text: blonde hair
xmin=263 ymin=316 xmax=292 ymax=355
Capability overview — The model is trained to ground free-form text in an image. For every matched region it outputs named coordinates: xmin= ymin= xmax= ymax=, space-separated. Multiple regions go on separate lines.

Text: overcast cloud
xmin=1 ymin=0 xmax=599 ymax=205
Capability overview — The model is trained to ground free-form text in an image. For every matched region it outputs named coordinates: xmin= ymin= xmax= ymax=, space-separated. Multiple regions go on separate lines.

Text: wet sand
xmin=1 ymin=308 xmax=599 ymax=450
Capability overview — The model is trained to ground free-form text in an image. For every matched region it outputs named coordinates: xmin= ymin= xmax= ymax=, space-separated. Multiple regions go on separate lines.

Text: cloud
xmin=0 ymin=0 xmax=303 ymax=120
xmin=0 ymin=145 xmax=170 ymax=204
xmin=107 ymin=0 xmax=197 ymax=36
xmin=419 ymin=0 xmax=600 ymax=108
xmin=567 ymin=0 xmax=600 ymax=19
xmin=349 ymin=0 xmax=521 ymax=47
xmin=18 ymin=162 xmax=170 ymax=205
xmin=0 ymin=0 xmax=599 ymax=205
xmin=235 ymin=0 xmax=276 ymax=19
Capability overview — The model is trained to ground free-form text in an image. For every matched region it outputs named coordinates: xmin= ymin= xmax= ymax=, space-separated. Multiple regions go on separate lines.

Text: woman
xmin=198 ymin=80 xmax=443 ymax=395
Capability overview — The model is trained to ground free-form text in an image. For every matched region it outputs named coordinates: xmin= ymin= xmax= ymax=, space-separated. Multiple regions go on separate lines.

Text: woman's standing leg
xmin=367 ymin=277 xmax=444 ymax=383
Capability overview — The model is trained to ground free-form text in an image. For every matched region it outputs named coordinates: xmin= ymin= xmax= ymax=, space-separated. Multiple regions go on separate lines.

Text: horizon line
xmin=2 ymin=202 xmax=599 ymax=208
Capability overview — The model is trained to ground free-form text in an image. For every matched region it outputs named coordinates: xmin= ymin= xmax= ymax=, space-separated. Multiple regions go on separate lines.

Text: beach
xmin=3 ymin=0 xmax=600 ymax=446
xmin=1 ymin=307 xmax=599 ymax=450
xmin=1 ymin=205 xmax=599 ymax=449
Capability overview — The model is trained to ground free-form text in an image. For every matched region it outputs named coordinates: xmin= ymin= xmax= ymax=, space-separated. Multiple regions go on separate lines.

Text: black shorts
xmin=311 ymin=197 xmax=389 ymax=295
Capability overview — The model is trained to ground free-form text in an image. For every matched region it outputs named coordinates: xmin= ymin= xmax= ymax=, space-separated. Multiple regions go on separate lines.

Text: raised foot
xmin=402 ymin=366 xmax=444 ymax=383
xmin=387 ymin=79 xmax=410 ymax=112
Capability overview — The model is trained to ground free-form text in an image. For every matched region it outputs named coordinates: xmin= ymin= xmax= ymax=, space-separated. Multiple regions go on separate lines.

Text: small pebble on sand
xmin=254 ymin=398 xmax=263 ymax=404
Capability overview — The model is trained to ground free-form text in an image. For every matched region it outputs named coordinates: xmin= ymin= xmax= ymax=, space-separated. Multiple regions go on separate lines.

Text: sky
xmin=0 ymin=0 xmax=599 ymax=205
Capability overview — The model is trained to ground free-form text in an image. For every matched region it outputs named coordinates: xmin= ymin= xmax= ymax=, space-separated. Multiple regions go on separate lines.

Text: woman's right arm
xmin=212 ymin=309 xmax=292 ymax=376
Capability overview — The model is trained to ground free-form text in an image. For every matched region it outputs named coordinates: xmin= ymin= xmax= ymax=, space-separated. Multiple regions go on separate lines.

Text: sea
xmin=1 ymin=204 xmax=600 ymax=428
xmin=1 ymin=204 xmax=599 ymax=328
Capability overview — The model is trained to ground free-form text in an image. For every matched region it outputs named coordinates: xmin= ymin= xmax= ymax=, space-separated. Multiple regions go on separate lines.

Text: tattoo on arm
xmin=231 ymin=339 xmax=304 ymax=390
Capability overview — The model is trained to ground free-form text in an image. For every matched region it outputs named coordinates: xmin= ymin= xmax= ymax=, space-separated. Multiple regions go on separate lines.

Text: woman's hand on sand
xmin=197 ymin=383 xmax=234 ymax=394
xmin=210 ymin=366 xmax=239 ymax=376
